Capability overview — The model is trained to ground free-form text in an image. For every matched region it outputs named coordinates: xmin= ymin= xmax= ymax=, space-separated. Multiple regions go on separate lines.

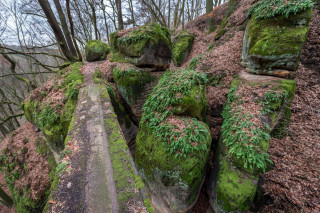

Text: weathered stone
xmin=136 ymin=122 xmax=211 ymax=213
xmin=110 ymin=23 xmax=171 ymax=69
xmin=172 ymin=30 xmax=194 ymax=66
xmin=207 ymin=72 xmax=296 ymax=212
xmin=242 ymin=9 xmax=312 ymax=78
xmin=112 ymin=65 xmax=163 ymax=123
xmin=85 ymin=40 xmax=110 ymax=62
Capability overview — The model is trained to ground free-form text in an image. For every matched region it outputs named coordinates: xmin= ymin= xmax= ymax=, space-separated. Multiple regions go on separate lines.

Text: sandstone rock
xmin=85 ymin=40 xmax=110 ymax=62
xmin=110 ymin=23 xmax=171 ymax=69
xmin=242 ymin=9 xmax=313 ymax=78
xmin=172 ymin=30 xmax=194 ymax=66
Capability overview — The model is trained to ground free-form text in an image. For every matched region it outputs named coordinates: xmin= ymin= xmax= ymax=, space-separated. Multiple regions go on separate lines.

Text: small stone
xmin=67 ymin=182 xmax=72 ymax=188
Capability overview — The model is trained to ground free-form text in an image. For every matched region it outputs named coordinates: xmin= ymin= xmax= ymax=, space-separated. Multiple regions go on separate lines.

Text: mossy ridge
xmin=172 ymin=30 xmax=194 ymax=66
xmin=94 ymin=69 xmax=132 ymax=131
xmin=42 ymin=105 xmax=79 ymax=213
xmin=24 ymin=62 xmax=84 ymax=149
xmin=113 ymin=23 xmax=171 ymax=57
xmin=141 ymin=69 xmax=209 ymax=157
xmin=97 ymin=83 xmax=150 ymax=212
xmin=85 ymin=40 xmax=110 ymax=62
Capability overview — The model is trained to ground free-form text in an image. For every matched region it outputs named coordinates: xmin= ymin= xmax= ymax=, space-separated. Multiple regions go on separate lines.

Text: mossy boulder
xmin=112 ymin=65 xmax=162 ymax=123
xmin=207 ymin=74 xmax=296 ymax=212
xmin=242 ymin=8 xmax=313 ymax=78
xmin=110 ymin=23 xmax=171 ymax=69
xmin=172 ymin=30 xmax=194 ymax=66
xmin=135 ymin=69 xmax=211 ymax=212
xmin=85 ymin=40 xmax=110 ymax=62
xmin=136 ymin=121 xmax=211 ymax=212
xmin=24 ymin=63 xmax=84 ymax=149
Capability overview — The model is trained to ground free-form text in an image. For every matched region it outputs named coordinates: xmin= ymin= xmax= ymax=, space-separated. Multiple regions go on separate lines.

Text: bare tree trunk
xmin=66 ymin=0 xmax=82 ymax=61
xmin=100 ymin=0 xmax=110 ymax=43
xmin=206 ymin=0 xmax=213 ymax=14
xmin=168 ymin=0 xmax=171 ymax=28
xmin=88 ymin=0 xmax=99 ymax=39
xmin=173 ymin=0 xmax=181 ymax=28
xmin=38 ymin=0 xmax=76 ymax=62
xmin=116 ymin=0 xmax=124 ymax=30
xmin=53 ymin=0 xmax=77 ymax=57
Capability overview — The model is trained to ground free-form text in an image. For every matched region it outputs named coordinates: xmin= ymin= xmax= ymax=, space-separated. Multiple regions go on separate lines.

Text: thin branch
xmin=0 ymin=113 xmax=24 ymax=126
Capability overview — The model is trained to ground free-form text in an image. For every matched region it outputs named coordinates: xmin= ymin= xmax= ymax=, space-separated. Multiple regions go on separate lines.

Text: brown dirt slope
xmin=0 ymin=122 xmax=54 ymax=212
xmin=260 ymin=7 xmax=320 ymax=213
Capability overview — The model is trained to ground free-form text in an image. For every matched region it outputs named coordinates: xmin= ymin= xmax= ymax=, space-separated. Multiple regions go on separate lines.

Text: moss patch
xmin=172 ymin=30 xmax=194 ymax=66
xmin=24 ymin=63 xmax=84 ymax=149
xmin=85 ymin=40 xmax=110 ymax=62
xmin=111 ymin=23 xmax=171 ymax=59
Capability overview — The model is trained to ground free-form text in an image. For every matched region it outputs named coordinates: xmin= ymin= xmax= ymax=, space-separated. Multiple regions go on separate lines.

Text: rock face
xmin=110 ymin=23 xmax=171 ymax=69
xmin=24 ymin=63 xmax=84 ymax=149
xmin=207 ymin=72 xmax=296 ymax=212
xmin=85 ymin=40 xmax=110 ymax=62
xmin=172 ymin=31 xmax=194 ymax=66
xmin=135 ymin=70 xmax=211 ymax=212
xmin=242 ymin=9 xmax=312 ymax=78
xmin=112 ymin=65 xmax=163 ymax=124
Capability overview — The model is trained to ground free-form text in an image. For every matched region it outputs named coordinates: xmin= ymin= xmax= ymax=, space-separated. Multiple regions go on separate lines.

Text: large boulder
xmin=207 ymin=72 xmax=296 ymax=212
xmin=110 ymin=23 xmax=171 ymax=69
xmin=85 ymin=40 xmax=110 ymax=62
xmin=135 ymin=69 xmax=211 ymax=212
xmin=242 ymin=7 xmax=313 ymax=78
xmin=172 ymin=30 xmax=194 ymax=66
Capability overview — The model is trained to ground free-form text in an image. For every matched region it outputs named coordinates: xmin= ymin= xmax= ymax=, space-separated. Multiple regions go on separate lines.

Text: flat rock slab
xmin=46 ymin=62 xmax=146 ymax=212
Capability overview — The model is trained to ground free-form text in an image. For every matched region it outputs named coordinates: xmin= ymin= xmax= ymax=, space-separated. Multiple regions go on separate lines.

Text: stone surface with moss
xmin=110 ymin=23 xmax=171 ymax=69
xmin=98 ymin=80 xmax=151 ymax=212
xmin=172 ymin=30 xmax=194 ymax=66
xmin=85 ymin=40 xmax=110 ymax=62
xmin=24 ymin=63 xmax=84 ymax=149
xmin=208 ymin=72 xmax=296 ymax=212
xmin=135 ymin=69 xmax=211 ymax=212
xmin=112 ymin=65 xmax=163 ymax=123
xmin=242 ymin=6 xmax=313 ymax=78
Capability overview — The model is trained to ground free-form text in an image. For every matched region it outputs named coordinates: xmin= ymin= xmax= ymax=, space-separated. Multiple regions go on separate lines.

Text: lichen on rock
xmin=172 ymin=30 xmax=194 ymax=66
xmin=85 ymin=40 xmax=110 ymax=62
xmin=242 ymin=5 xmax=313 ymax=78
xmin=110 ymin=23 xmax=171 ymax=69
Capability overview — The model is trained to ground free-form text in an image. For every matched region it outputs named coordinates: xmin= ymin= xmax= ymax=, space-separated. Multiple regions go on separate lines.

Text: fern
xmin=247 ymin=0 xmax=314 ymax=20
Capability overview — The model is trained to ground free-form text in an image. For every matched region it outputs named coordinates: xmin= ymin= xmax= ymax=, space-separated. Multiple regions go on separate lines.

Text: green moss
xmin=173 ymin=86 xmax=207 ymax=120
xmin=97 ymin=84 xmax=147 ymax=212
xmin=271 ymin=79 xmax=296 ymax=138
xmin=85 ymin=40 xmax=110 ymax=62
xmin=247 ymin=9 xmax=312 ymax=57
xmin=141 ymin=69 xmax=209 ymax=157
xmin=215 ymin=152 xmax=258 ymax=212
xmin=214 ymin=28 xmax=227 ymax=40
xmin=144 ymin=198 xmax=154 ymax=213
xmin=112 ymin=23 xmax=171 ymax=58
xmin=172 ymin=31 xmax=194 ymax=66
xmin=112 ymin=67 xmax=152 ymax=105
xmin=188 ymin=54 xmax=203 ymax=70
xmin=24 ymin=62 xmax=84 ymax=149
xmin=135 ymin=122 xmax=211 ymax=192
